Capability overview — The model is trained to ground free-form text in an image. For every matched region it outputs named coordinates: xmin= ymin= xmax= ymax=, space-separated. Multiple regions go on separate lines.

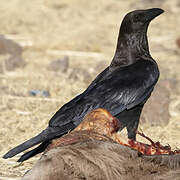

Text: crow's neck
xmin=110 ymin=32 xmax=151 ymax=69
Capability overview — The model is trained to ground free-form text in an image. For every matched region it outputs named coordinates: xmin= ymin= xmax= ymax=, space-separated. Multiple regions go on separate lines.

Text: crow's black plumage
xmin=3 ymin=8 xmax=164 ymax=162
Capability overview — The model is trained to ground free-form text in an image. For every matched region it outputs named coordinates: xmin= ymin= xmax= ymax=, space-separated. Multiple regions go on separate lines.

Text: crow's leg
xmin=126 ymin=118 xmax=139 ymax=140
xmin=116 ymin=105 xmax=144 ymax=140
xmin=126 ymin=105 xmax=144 ymax=141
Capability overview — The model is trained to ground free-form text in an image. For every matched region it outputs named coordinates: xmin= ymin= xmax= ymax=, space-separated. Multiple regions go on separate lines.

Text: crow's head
xmin=120 ymin=8 xmax=164 ymax=34
xmin=111 ymin=8 xmax=164 ymax=67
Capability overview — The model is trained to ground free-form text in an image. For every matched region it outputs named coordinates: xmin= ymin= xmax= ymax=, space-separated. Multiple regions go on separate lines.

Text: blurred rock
xmin=69 ymin=68 xmax=92 ymax=84
xmin=176 ymin=37 xmax=180 ymax=49
xmin=141 ymin=79 xmax=175 ymax=127
xmin=0 ymin=35 xmax=26 ymax=72
xmin=47 ymin=56 xmax=69 ymax=73
xmin=44 ymin=1 xmax=67 ymax=9
xmin=5 ymin=55 xmax=26 ymax=71
xmin=0 ymin=63 xmax=3 ymax=73
xmin=29 ymin=90 xmax=50 ymax=97
xmin=160 ymin=78 xmax=177 ymax=94
xmin=0 ymin=35 xmax=22 ymax=56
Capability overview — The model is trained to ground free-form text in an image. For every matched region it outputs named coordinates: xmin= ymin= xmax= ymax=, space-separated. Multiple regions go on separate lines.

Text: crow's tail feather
xmin=17 ymin=141 xmax=50 ymax=162
xmin=3 ymin=124 xmax=75 ymax=159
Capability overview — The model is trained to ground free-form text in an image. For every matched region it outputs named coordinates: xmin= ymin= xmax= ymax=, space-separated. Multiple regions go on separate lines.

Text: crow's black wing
xmin=81 ymin=59 xmax=159 ymax=117
xmin=50 ymin=59 xmax=159 ymax=127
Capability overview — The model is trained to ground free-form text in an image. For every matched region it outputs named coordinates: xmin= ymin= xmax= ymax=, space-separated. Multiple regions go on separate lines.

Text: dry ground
xmin=0 ymin=0 xmax=180 ymax=179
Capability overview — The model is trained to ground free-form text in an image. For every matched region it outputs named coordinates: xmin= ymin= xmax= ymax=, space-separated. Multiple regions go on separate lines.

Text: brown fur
xmin=21 ymin=109 xmax=180 ymax=180
xmin=21 ymin=139 xmax=180 ymax=180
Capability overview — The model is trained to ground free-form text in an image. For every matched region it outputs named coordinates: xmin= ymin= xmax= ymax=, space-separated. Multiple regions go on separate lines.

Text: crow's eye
xmin=134 ymin=15 xmax=140 ymax=22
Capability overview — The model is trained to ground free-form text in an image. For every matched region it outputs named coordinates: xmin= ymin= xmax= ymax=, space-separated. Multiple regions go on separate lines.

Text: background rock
xmin=47 ymin=56 xmax=69 ymax=73
xmin=141 ymin=80 xmax=170 ymax=127
xmin=0 ymin=35 xmax=25 ymax=72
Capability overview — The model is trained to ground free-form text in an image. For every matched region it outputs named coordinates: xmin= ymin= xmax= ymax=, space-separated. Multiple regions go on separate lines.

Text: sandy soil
xmin=0 ymin=0 xmax=180 ymax=178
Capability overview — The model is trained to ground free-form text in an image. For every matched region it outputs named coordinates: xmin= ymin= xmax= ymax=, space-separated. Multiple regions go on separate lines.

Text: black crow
xmin=3 ymin=8 xmax=164 ymax=162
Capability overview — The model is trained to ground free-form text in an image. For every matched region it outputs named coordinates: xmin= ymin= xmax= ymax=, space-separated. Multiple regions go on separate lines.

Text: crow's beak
xmin=146 ymin=8 xmax=164 ymax=21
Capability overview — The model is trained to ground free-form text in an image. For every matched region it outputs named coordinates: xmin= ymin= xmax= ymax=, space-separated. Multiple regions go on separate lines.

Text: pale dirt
xmin=0 ymin=0 xmax=180 ymax=179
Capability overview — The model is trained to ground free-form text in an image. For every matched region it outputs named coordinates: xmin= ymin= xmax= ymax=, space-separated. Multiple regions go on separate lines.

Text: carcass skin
xmin=21 ymin=108 xmax=180 ymax=180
